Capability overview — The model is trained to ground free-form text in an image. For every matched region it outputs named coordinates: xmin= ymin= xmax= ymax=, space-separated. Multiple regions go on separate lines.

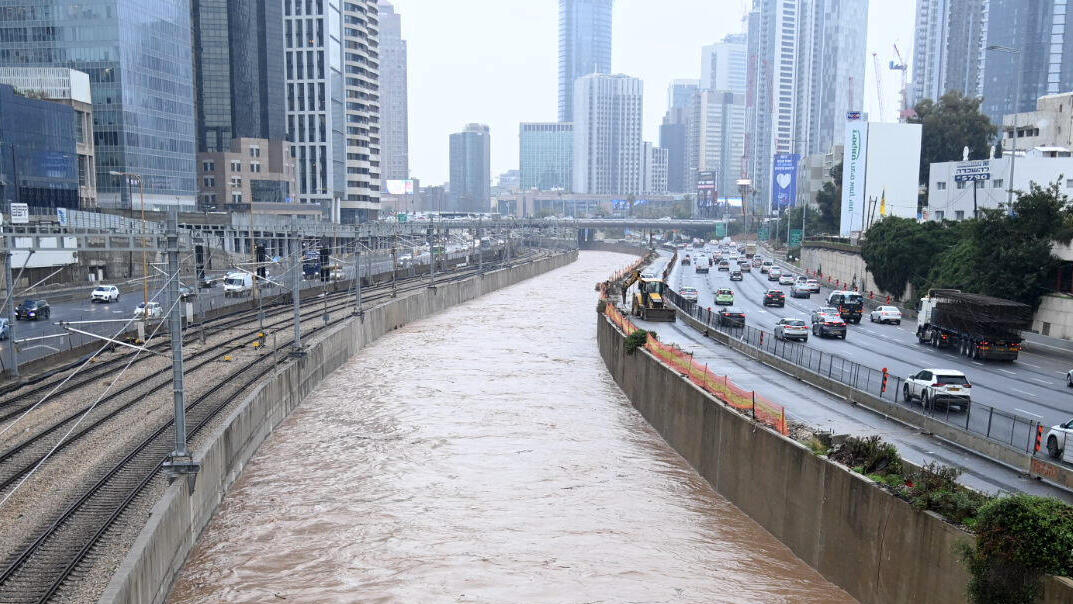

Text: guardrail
xmin=662 ymin=287 xmax=1042 ymax=457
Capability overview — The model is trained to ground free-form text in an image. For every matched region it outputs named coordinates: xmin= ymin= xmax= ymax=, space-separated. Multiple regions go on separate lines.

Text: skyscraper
xmin=660 ymin=79 xmax=699 ymax=193
xmin=979 ymin=0 xmax=1073 ymax=128
xmin=191 ymin=0 xmax=286 ymax=153
xmin=378 ymin=1 xmax=409 ymax=183
xmin=283 ymin=0 xmax=347 ymax=215
xmin=519 ymin=122 xmax=573 ymax=191
xmin=796 ymin=0 xmax=867 ymax=154
xmin=0 ymin=0 xmax=197 ymax=210
xmin=701 ymin=34 xmax=747 ymax=93
xmin=449 ymin=124 xmax=491 ymax=212
xmin=341 ymin=0 xmax=381 ymax=222
xmin=572 ymin=73 xmax=643 ymax=195
xmin=910 ymin=0 xmax=986 ymax=107
xmin=641 ymin=142 xmax=669 ymax=194
xmin=689 ymin=90 xmax=746 ymax=203
xmin=558 ymin=0 xmax=613 ymax=122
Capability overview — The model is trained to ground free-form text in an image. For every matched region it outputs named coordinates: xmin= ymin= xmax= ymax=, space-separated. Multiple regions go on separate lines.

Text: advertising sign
xmin=696 ymin=170 xmax=716 ymax=208
xmin=953 ymin=160 xmax=991 ymax=182
xmin=10 ymin=203 xmax=28 ymax=224
xmin=771 ymin=153 xmax=800 ymax=211
xmin=385 ymin=179 xmax=415 ymax=195
xmin=57 ymin=207 xmax=68 ymax=226
xmin=840 ymin=113 xmax=868 ymax=236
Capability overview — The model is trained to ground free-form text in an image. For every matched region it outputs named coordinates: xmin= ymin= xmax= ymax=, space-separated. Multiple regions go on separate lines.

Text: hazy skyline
xmin=390 ymin=0 xmax=914 ymax=186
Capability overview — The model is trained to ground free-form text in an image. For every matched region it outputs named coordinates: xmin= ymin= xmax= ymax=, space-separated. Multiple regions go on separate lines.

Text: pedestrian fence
xmin=663 ymin=287 xmax=1043 ymax=455
xmin=602 ymin=300 xmax=789 ymax=435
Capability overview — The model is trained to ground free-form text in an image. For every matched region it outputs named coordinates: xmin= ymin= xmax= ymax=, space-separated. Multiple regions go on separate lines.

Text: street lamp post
xmin=110 ymin=170 xmax=148 ymax=309
xmin=986 ymin=44 xmax=1023 ymax=209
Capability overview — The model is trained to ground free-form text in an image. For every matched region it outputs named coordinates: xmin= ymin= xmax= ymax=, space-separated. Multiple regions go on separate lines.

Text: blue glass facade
xmin=0 ymin=0 xmax=196 ymax=208
xmin=558 ymin=0 xmax=613 ymax=122
xmin=0 ymin=83 xmax=78 ymax=210
xmin=519 ymin=122 xmax=573 ymax=191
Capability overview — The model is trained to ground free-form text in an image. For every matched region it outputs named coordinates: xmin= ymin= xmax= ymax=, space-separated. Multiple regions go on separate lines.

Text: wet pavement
xmin=167 ymin=251 xmax=853 ymax=603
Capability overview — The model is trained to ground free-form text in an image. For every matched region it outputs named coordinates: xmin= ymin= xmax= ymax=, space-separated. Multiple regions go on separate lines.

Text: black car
xmin=15 ymin=299 xmax=50 ymax=321
xmin=810 ymin=308 xmax=848 ymax=339
xmin=762 ymin=289 xmax=785 ymax=307
xmin=718 ymin=307 xmax=746 ymax=327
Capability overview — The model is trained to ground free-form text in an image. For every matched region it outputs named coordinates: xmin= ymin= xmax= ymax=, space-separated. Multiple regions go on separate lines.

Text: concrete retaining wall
xmin=1033 ymin=294 xmax=1073 ymax=340
xmin=98 ymin=250 xmax=577 ymax=604
xmin=801 ymin=244 xmax=909 ymax=302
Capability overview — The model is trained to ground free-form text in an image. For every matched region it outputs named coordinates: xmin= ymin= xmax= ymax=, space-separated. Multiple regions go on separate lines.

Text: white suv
xmin=91 ymin=285 xmax=120 ymax=303
xmin=774 ymin=317 xmax=809 ymax=342
xmin=903 ymin=368 xmax=971 ymax=411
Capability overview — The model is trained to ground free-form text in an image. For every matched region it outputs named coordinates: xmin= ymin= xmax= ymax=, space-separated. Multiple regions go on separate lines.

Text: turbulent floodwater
xmin=168 ymin=251 xmax=854 ymax=603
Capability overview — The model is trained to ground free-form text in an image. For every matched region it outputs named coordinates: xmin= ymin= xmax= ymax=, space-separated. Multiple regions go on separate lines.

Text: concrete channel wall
xmin=98 ymin=250 xmax=578 ymax=604
xmin=598 ymin=313 xmax=1073 ymax=603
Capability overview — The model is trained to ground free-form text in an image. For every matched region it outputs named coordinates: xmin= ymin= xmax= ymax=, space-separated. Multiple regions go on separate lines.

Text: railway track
xmin=0 ymin=250 xmax=548 ymax=603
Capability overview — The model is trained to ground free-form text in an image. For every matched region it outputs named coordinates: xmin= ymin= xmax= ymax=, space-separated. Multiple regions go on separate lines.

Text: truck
xmin=745 ymin=243 xmax=757 ymax=258
xmin=223 ymin=271 xmax=254 ymax=297
xmin=915 ymin=289 xmax=1032 ymax=361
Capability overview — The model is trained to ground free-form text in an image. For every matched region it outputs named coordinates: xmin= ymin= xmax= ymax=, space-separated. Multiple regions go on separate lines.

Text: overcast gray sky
xmin=388 ymin=0 xmax=915 ymax=186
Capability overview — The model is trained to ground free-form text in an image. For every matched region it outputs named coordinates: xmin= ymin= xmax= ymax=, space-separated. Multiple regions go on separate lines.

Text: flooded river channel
xmin=168 ymin=251 xmax=853 ymax=603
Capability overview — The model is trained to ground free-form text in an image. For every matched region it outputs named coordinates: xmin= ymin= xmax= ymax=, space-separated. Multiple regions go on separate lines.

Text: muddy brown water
xmin=168 ymin=251 xmax=855 ymax=603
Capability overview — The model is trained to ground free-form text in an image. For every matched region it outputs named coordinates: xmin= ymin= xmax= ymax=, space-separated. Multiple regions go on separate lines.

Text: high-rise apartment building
xmin=701 ymin=34 xmax=747 ymax=93
xmin=192 ymin=0 xmax=286 ymax=154
xmin=0 ymin=0 xmax=196 ymax=210
xmin=558 ymin=0 xmax=613 ymax=122
xmin=689 ymin=90 xmax=747 ymax=203
xmin=378 ymin=1 xmax=409 ymax=183
xmin=520 ymin=122 xmax=574 ymax=191
xmin=796 ymin=0 xmax=867 ymax=154
xmin=379 ymin=1 xmax=407 ymax=183
xmin=449 ymin=124 xmax=491 ymax=212
xmin=660 ymin=79 xmax=699 ymax=193
xmin=910 ymin=0 xmax=986 ymax=107
xmin=341 ymin=0 xmax=381 ymax=223
xmin=979 ymin=0 xmax=1073 ymax=128
xmin=642 ymin=142 xmax=669 ymax=195
xmin=572 ymin=73 xmax=643 ymax=195
xmin=283 ymin=0 xmax=347 ymax=216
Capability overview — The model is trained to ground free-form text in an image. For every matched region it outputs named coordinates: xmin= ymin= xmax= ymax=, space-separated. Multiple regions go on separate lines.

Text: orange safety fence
xmin=603 ymin=303 xmax=789 ymax=436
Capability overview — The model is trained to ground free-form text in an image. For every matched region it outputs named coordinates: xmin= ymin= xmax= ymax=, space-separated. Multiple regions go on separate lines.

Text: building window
xmin=956 ymin=181 xmax=967 ymax=189
xmin=936 ymin=181 xmax=946 ymax=190
xmin=993 ymin=179 xmax=1003 ymax=188
xmin=250 ymin=162 xmax=262 ymax=173
xmin=250 ymin=146 xmax=261 ymax=158
xmin=230 ymin=176 xmax=242 ymax=187
xmin=203 ymin=161 xmax=215 ymax=172
xmin=232 ymin=192 xmax=242 ymax=204
xmin=202 ymin=176 xmax=215 ymax=187
xmin=955 ymin=210 xmax=965 ymax=220
xmin=231 ymin=160 xmax=242 ymax=172
xmin=1066 ymin=178 xmax=1073 ymax=189
xmin=935 ymin=210 xmax=945 ymax=220
xmin=975 ymin=180 xmax=984 ymax=189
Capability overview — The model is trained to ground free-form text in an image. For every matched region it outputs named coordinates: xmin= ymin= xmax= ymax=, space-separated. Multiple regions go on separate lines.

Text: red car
xmin=762 ymin=289 xmax=785 ymax=307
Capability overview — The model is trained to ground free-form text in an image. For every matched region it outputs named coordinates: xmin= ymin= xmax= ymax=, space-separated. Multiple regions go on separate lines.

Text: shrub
xmin=596 ymin=298 xmax=607 ymax=314
xmin=962 ymin=495 xmax=1073 ymax=603
xmin=624 ymin=329 xmax=650 ymax=355
xmin=829 ymin=435 xmax=903 ymax=476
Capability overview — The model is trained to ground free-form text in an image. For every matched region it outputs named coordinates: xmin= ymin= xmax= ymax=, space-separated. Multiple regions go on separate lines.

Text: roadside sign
xmin=789 ymin=229 xmax=803 ymax=248
xmin=397 ymin=213 xmax=408 ymax=223
xmin=10 ymin=203 xmax=28 ymax=224
xmin=715 ymin=222 xmax=727 ymax=238
xmin=758 ymin=226 xmax=770 ymax=241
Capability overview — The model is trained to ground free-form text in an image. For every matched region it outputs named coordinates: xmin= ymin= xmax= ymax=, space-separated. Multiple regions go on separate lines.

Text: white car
xmin=778 ymin=274 xmax=795 ymax=285
xmin=902 ymin=368 xmax=971 ymax=411
xmin=805 ymin=279 xmax=821 ymax=293
xmin=134 ymin=301 xmax=164 ymax=320
xmin=91 ymin=285 xmax=120 ymax=303
xmin=790 ymin=282 xmax=812 ymax=298
xmin=774 ymin=317 xmax=809 ymax=342
xmin=1045 ymin=419 xmax=1073 ymax=460
xmin=680 ymin=287 xmax=699 ymax=303
xmin=767 ymin=267 xmax=782 ymax=281
xmin=869 ymin=305 xmax=903 ymax=325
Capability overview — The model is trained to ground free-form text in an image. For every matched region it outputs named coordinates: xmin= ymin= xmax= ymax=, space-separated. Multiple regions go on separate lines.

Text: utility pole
xmin=477 ymin=214 xmax=483 ymax=276
xmin=3 ymin=229 xmax=18 ymax=378
xmin=352 ymin=244 xmax=362 ymax=315
xmin=163 ymin=208 xmax=198 ymax=480
xmin=290 ymin=229 xmax=304 ymax=356
xmin=391 ymin=231 xmax=398 ymax=297
xmin=427 ymin=217 xmax=436 ymax=288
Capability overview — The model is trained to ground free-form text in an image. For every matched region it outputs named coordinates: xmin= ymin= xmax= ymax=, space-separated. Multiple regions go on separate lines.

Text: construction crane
xmin=872 ymin=52 xmax=886 ymax=122
xmin=888 ymin=43 xmax=914 ymax=122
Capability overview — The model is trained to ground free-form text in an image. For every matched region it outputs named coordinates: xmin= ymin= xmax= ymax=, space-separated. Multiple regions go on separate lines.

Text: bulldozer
xmin=622 ymin=270 xmax=676 ymax=322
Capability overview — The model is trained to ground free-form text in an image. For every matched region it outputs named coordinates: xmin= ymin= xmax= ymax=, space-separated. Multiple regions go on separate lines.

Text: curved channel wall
xmin=98 ymin=250 xmax=578 ymax=604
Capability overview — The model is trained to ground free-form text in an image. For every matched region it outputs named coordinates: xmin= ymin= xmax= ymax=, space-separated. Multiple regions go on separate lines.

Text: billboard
xmin=770 ymin=153 xmax=800 ymax=211
xmin=953 ymin=160 xmax=991 ymax=182
xmin=840 ymin=113 xmax=868 ymax=236
xmin=696 ymin=170 xmax=716 ymax=208
xmin=862 ymin=122 xmax=922 ymax=222
xmin=385 ymin=179 xmax=415 ymax=195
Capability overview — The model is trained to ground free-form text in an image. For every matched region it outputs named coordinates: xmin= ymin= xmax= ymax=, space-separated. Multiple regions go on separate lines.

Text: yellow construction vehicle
xmin=622 ymin=270 xmax=676 ymax=322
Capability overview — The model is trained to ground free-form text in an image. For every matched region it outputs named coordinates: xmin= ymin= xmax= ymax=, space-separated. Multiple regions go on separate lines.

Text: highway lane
xmin=665 ymin=247 xmax=1073 ymax=434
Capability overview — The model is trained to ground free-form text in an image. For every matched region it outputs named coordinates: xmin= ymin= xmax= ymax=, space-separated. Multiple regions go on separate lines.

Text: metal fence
xmin=664 ymin=288 xmax=1041 ymax=455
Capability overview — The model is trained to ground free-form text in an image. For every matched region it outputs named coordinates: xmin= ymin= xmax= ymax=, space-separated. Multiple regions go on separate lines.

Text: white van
xmin=223 ymin=271 xmax=254 ymax=297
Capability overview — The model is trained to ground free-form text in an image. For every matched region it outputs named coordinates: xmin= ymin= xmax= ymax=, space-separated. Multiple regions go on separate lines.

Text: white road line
xmin=1022 ymin=362 xmax=1042 ymax=369
xmin=972 ymin=362 xmax=984 ymax=366
xmin=1031 ymin=377 xmax=1054 ymax=385
xmin=1012 ymin=388 xmax=1035 ymax=396
xmin=996 ymin=368 xmax=1017 ymax=375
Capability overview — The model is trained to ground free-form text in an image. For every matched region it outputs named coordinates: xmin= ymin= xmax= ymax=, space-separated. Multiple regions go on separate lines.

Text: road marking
xmin=996 ymin=368 xmax=1016 ymax=375
xmin=972 ymin=362 xmax=984 ymax=366
xmin=1012 ymin=388 xmax=1035 ymax=396
xmin=1021 ymin=362 xmax=1042 ymax=369
xmin=1031 ymin=377 xmax=1054 ymax=385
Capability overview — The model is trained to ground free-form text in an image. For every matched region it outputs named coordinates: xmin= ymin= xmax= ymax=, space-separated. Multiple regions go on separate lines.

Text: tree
xmin=813 ymin=161 xmax=842 ymax=235
xmin=910 ymin=91 xmax=997 ymax=187
xmin=861 ymin=217 xmax=963 ymax=299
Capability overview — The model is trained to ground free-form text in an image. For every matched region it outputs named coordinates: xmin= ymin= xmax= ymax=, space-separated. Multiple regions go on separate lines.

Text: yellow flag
xmin=879 ymin=189 xmax=887 ymax=216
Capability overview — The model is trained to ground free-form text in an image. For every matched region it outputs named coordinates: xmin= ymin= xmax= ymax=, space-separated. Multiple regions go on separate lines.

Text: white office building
xmin=927 ymin=153 xmax=1073 ymax=221
xmin=689 ymin=89 xmax=746 ymax=200
xmin=572 ymin=73 xmax=643 ymax=195
xmin=341 ymin=0 xmax=381 ymax=222
xmin=700 ymin=33 xmax=747 ymax=93
xmin=642 ymin=142 xmax=669 ymax=194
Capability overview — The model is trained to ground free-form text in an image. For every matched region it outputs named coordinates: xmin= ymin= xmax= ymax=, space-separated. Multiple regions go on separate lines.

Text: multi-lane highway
xmin=662 ymin=247 xmax=1073 ymax=433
